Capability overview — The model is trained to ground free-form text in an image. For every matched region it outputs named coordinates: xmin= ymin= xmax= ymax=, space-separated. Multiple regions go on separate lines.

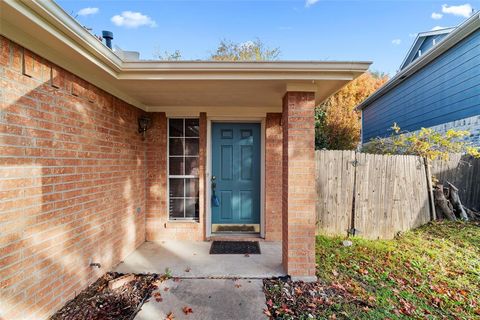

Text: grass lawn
xmin=263 ymin=221 xmax=480 ymax=319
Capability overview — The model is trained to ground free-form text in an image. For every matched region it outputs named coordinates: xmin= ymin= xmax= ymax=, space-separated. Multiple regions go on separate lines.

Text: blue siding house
xmin=358 ymin=13 xmax=480 ymax=145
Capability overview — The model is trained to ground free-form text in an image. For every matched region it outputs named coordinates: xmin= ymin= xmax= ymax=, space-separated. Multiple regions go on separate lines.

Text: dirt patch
xmin=50 ymin=272 xmax=160 ymax=320
xmin=263 ymin=278 xmax=372 ymax=319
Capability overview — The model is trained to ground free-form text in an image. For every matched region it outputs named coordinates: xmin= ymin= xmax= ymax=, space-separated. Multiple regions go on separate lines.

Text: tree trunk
xmin=447 ymin=181 xmax=469 ymax=221
xmin=433 ymin=185 xmax=456 ymax=221
xmin=464 ymin=206 xmax=480 ymax=220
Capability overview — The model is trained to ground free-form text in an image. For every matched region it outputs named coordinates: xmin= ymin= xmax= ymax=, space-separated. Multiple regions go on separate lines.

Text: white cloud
xmin=111 ymin=11 xmax=157 ymax=28
xmin=392 ymin=39 xmax=401 ymax=45
xmin=305 ymin=0 xmax=320 ymax=7
xmin=431 ymin=26 xmax=447 ymax=31
xmin=431 ymin=12 xmax=443 ymax=19
xmin=77 ymin=7 xmax=99 ymax=16
xmin=441 ymin=4 xmax=473 ymax=18
xmin=409 ymin=33 xmax=417 ymax=38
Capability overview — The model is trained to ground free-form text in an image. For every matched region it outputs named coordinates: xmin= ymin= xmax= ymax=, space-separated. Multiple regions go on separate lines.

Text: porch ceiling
xmin=113 ymin=79 xmax=350 ymax=109
xmin=1 ymin=0 xmax=372 ymax=111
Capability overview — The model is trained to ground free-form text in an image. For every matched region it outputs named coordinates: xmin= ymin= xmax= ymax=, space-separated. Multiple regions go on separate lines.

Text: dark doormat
xmin=209 ymin=241 xmax=261 ymax=254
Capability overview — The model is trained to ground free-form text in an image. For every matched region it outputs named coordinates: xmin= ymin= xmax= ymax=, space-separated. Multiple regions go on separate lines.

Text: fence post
xmin=349 ymin=152 xmax=358 ymax=236
xmin=424 ymin=157 xmax=437 ymax=221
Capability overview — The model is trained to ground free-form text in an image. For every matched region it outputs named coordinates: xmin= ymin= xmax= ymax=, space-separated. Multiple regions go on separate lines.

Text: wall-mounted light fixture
xmin=138 ymin=115 xmax=152 ymax=140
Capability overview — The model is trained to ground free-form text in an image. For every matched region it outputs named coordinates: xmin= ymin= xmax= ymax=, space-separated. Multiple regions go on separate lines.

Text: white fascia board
xmin=417 ymin=27 xmax=455 ymax=38
xmin=3 ymin=0 xmax=122 ymax=74
xmin=120 ymin=60 xmax=372 ymax=70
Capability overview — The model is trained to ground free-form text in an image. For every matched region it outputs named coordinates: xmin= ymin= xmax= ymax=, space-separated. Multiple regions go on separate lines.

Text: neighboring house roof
xmin=357 ymin=12 xmax=480 ymax=111
xmin=0 ymin=0 xmax=371 ymax=112
xmin=399 ymin=27 xmax=455 ymax=70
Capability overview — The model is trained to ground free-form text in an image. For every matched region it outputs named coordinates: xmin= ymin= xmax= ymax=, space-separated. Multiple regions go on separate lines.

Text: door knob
xmin=211 ymin=176 xmax=216 ymax=190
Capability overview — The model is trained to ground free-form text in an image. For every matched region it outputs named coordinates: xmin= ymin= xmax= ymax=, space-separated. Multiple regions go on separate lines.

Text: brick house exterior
xmin=0 ymin=37 xmax=146 ymax=320
xmin=0 ymin=2 xmax=370 ymax=319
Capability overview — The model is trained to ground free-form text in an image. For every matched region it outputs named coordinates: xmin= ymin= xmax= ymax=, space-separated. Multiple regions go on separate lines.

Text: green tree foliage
xmin=363 ymin=123 xmax=480 ymax=160
xmin=153 ymin=49 xmax=182 ymax=61
xmin=153 ymin=38 xmax=279 ymax=61
xmin=209 ymin=38 xmax=280 ymax=61
xmin=315 ymin=72 xmax=389 ymax=150
xmin=315 ymin=107 xmax=328 ymax=149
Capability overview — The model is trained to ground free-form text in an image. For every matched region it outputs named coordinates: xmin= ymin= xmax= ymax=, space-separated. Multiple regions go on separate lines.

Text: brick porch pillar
xmin=282 ymin=91 xmax=317 ymax=282
xmin=265 ymin=113 xmax=283 ymax=241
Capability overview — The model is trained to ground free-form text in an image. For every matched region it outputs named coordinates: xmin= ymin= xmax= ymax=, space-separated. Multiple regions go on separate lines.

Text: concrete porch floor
xmin=114 ymin=240 xmax=285 ymax=278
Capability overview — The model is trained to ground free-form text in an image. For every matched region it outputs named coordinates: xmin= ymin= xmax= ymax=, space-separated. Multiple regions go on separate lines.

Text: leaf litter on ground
xmin=263 ymin=221 xmax=480 ymax=319
xmin=50 ymin=272 xmax=160 ymax=320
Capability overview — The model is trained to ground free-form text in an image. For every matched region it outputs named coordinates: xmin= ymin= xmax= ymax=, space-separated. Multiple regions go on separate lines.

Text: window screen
xmin=168 ymin=118 xmax=200 ymax=220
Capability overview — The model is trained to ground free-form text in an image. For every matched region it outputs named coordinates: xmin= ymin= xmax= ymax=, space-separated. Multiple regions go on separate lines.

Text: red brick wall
xmin=265 ymin=113 xmax=282 ymax=241
xmin=282 ymin=92 xmax=317 ymax=280
xmin=0 ymin=36 xmax=146 ymax=320
xmin=145 ymin=113 xmax=206 ymax=241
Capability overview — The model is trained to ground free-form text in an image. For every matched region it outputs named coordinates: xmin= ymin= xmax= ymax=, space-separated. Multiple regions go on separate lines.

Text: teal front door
xmin=211 ymin=122 xmax=261 ymax=224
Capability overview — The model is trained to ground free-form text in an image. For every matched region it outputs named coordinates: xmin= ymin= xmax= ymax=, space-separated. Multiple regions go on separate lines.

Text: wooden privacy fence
xmin=315 ymin=150 xmax=432 ymax=239
xmin=430 ymin=154 xmax=480 ymax=211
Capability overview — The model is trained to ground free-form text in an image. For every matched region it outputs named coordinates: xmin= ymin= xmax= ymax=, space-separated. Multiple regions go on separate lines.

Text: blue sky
xmin=57 ymin=1 xmax=479 ymax=75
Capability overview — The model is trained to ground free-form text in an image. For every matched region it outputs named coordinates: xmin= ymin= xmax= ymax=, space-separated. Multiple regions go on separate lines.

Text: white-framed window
xmin=168 ymin=118 xmax=200 ymax=220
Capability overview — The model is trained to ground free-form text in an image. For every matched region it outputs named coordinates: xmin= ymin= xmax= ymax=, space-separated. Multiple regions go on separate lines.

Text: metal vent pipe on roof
xmin=102 ymin=30 xmax=113 ymax=49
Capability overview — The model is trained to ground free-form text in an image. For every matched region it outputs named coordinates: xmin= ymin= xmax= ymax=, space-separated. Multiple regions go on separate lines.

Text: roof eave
xmin=1 ymin=0 xmax=372 ymax=110
xmin=399 ymin=35 xmax=425 ymax=71
xmin=357 ymin=12 xmax=480 ymax=111
xmin=2 ymin=0 xmax=371 ymax=78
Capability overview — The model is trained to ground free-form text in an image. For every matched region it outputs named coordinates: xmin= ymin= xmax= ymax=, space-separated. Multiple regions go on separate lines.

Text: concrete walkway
xmin=114 ymin=241 xmax=281 ymax=319
xmin=115 ymin=240 xmax=284 ymax=278
xmin=134 ymin=278 xmax=267 ymax=320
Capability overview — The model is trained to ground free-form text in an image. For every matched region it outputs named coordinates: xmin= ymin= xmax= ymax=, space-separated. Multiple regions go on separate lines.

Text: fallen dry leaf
xmin=263 ymin=309 xmax=272 ymax=317
xmin=358 ymin=268 xmax=369 ymax=275
xmin=182 ymin=306 xmax=193 ymax=315
xmin=154 ymin=292 xmax=163 ymax=302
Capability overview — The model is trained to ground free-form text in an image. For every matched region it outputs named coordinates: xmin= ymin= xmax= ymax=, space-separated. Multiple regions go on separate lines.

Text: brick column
xmin=282 ymin=91 xmax=317 ymax=281
xmin=265 ymin=113 xmax=283 ymax=241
